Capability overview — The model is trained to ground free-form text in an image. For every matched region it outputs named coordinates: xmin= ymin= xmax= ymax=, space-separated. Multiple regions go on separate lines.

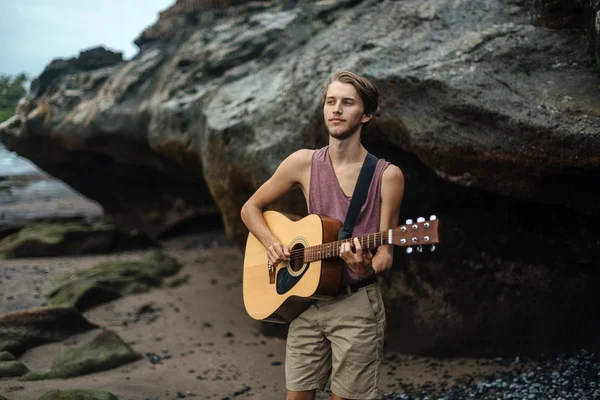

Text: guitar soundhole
xmin=289 ymin=243 xmax=305 ymax=272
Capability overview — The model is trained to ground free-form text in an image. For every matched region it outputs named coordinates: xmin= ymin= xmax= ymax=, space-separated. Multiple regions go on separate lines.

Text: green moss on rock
xmin=0 ymin=360 xmax=29 ymax=377
xmin=0 ymin=350 xmax=15 ymax=361
xmin=0 ymin=306 xmax=97 ymax=357
xmin=38 ymin=389 xmax=119 ymax=400
xmin=21 ymin=329 xmax=142 ymax=381
xmin=0 ymin=222 xmax=116 ymax=259
xmin=45 ymin=251 xmax=181 ymax=311
xmin=167 ymin=273 xmax=191 ymax=288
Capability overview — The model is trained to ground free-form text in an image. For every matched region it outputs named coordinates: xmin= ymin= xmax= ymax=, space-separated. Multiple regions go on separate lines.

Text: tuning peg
xmin=406 ymin=247 xmax=413 ymax=254
xmin=417 ymin=245 xmax=423 ymax=253
xmin=429 ymin=215 xmax=437 ymax=220
xmin=417 ymin=217 xmax=425 ymax=223
xmin=430 ymin=245 xmax=436 ymax=252
xmin=406 ymin=219 xmax=413 ymax=224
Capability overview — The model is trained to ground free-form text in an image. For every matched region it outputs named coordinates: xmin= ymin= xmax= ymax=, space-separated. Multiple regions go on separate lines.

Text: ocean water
xmin=0 ymin=143 xmax=41 ymax=177
xmin=0 ymin=143 xmax=85 ymax=205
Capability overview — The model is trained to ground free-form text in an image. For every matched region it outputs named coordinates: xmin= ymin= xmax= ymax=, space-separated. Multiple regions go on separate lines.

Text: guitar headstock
xmin=391 ymin=216 xmax=440 ymax=253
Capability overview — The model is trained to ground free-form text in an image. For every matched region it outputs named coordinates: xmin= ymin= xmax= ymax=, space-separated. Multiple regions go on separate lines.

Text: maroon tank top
xmin=308 ymin=146 xmax=390 ymax=284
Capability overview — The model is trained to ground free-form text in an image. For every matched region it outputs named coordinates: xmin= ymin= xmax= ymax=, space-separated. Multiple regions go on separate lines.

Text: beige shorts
xmin=285 ymin=283 xmax=386 ymax=399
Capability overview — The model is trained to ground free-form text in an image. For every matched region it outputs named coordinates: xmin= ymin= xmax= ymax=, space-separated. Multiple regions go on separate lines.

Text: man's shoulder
xmin=286 ymin=149 xmax=315 ymax=166
xmin=381 ymin=163 xmax=404 ymax=183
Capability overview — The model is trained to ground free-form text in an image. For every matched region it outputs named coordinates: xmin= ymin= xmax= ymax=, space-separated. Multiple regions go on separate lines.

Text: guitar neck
xmin=303 ymin=231 xmax=389 ymax=263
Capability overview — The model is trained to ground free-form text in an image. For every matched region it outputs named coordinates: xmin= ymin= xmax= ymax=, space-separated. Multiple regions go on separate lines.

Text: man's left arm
xmin=371 ymin=164 xmax=404 ymax=275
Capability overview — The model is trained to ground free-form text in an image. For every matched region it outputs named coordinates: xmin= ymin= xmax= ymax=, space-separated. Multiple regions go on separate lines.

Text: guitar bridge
xmin=268 ymin=262 xmax=275 ymax=284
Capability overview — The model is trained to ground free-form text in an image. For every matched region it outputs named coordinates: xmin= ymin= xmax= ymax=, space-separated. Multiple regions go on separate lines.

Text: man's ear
xmin=361 ymin=113 xmax=373 ymax=124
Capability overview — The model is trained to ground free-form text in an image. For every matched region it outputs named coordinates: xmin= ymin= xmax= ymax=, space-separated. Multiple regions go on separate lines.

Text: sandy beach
xmin=1 ymin=231 xmax=521 ymax=400
xmin=0 ymin=168 xmax=522 ymax=400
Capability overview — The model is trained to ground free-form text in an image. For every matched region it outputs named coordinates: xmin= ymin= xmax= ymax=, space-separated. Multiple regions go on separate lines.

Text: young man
xmin=241 ymin=71 xmax=404 ymax=400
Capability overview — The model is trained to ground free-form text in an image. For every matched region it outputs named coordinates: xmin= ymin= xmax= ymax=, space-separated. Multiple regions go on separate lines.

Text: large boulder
xmin=1 ymin=0 xmax=599 ymax=356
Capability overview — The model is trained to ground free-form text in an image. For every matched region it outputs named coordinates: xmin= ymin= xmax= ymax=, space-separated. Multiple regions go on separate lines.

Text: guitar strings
xmin=286 ymin=239 xmax=352 ymax=256
xmin=285 ymin=237 xmax=381 ymax=259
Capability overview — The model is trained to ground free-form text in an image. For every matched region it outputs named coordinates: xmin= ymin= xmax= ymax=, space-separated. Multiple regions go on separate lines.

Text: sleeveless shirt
xmin=308 ymin=146 xmax=390 ymax=285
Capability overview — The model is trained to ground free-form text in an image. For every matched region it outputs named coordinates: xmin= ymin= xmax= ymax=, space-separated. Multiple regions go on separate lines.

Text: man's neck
xmin=328 ymin=133 xmax=367 ymax=166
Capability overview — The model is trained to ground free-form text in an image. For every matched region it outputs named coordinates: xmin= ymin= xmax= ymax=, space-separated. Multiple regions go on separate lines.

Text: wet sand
xmin=0 ymin=176 xmax=519 ymax=399
xmin=0 ymin=232 xmax=521 ymax=400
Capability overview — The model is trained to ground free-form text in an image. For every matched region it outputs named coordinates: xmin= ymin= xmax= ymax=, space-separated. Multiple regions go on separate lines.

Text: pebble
xmin=384 ymin=350 xmax=600 ymax=400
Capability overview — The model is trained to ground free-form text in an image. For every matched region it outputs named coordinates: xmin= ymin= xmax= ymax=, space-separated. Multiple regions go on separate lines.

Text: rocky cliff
xmin=1 ymin=0 xmax=599 ymax=356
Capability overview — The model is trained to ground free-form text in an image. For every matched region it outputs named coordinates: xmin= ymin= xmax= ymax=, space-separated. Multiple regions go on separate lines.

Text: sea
xmin=0 ymin=143 xmax=40 ymax=177
xmin=0 ymin=143 xmax=84 ymax=205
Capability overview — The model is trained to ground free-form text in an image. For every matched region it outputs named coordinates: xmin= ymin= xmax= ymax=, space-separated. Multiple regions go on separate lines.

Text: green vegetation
xmin=0 ymin=72 xmax=29 ymax=122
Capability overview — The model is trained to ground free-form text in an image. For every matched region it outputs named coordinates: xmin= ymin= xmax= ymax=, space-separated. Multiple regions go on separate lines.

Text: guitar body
xmin=243 ymin=211 xmax=343 ymax=323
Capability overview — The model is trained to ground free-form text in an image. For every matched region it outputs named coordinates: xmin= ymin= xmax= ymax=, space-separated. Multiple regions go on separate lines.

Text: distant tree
xmin=0 ymin=73 xmax=29 ymax=122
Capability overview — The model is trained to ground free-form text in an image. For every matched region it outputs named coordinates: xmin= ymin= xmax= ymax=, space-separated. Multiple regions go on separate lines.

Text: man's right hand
xmin=267 ymin=242 xmax=291 ymax=268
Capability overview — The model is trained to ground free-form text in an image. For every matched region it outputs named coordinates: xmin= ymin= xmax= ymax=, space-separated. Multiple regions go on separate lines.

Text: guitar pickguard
xmin=276 ymin=264 xmax=310 ymax=294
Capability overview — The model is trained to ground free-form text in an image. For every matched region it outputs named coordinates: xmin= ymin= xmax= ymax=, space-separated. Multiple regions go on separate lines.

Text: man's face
xmin=323 ymin=81 xmax=372 ymax=140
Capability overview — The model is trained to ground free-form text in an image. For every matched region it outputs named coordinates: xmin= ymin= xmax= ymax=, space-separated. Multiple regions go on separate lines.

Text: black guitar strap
xmin=338 ymin=152 xmax=379 ymax=240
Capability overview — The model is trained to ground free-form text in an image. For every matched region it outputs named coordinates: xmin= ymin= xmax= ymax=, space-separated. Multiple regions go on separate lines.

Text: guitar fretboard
xmin=303 ymin=231 xmax=390 ymax=263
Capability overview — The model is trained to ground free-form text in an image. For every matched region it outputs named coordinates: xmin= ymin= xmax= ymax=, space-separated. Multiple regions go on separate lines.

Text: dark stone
xmin=37 ymin=389 xmax=120 ymax=400
xmin=22 ymin=329 xmax=142 ymax=380
xmin=45 ymin=251 xmax=181 ymax=311
xmin=0 ymin=360 xmax=29 ymax=377
xmin=0 ymin=306 xmax=97 ymax=357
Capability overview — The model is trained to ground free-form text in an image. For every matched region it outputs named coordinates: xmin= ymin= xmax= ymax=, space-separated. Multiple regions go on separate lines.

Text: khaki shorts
xmin=285 ymin=283 xmax=386 ymax=399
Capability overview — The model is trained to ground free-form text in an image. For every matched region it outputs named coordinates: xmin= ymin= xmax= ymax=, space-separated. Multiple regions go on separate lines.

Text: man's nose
xmin=333 ymin=103 xmax=342 ymax=113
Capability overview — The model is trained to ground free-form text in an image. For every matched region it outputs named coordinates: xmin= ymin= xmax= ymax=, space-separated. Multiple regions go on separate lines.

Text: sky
xmin=0 ymin=0 xmax=175 ymax=79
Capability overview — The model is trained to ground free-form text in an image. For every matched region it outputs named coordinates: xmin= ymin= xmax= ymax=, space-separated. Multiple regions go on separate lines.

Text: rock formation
xmin=45 ymin=250 xmax=182 ymax=311
xmin=21 ymin=329 xmax=142 ymax=381
xmin=0 ymin=306 xmax=97 ymax=357
xmin=38 ymin=389 xmax=119 ymax=400
xmin=1 ymin=0 xmax=599 ymax=356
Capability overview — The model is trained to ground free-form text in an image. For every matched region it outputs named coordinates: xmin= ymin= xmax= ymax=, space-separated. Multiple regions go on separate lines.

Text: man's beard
xmin=328 ymin=120 xmax=361 ymax=140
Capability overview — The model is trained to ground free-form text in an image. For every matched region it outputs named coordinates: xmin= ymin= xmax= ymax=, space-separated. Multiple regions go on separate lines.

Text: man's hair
xmin=320 ymin=71 xmax=380 ymax=117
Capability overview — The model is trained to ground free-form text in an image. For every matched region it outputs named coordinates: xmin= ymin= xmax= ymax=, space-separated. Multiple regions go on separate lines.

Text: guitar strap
xmin=338 ymin=152 xmax=379 ymax=240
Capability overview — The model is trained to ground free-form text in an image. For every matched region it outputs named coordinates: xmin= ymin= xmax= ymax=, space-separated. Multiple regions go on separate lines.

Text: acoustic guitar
xmin=243 ymin=211 xmax=440 ymax=323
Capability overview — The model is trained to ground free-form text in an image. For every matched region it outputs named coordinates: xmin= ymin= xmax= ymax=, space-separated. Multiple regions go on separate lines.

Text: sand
xmin=0 ymin=178 xmax=519 ymax=400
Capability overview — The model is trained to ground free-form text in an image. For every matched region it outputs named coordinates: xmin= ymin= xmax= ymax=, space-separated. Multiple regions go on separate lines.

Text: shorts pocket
xmin=364 ymin=285 xmax=386 ymax=325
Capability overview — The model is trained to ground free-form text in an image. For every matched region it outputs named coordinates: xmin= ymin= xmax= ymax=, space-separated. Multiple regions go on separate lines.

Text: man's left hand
xmin=339 ymin=237 xmax=375 ymax=279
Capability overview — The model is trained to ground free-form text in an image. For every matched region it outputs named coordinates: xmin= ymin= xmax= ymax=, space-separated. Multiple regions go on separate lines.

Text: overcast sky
xmin=0 ymin=0 xmax=174 ymax=79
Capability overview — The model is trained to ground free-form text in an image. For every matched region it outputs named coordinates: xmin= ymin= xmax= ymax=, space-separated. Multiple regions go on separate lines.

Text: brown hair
xmin=320 ymin=71 xmax=380 ymax=117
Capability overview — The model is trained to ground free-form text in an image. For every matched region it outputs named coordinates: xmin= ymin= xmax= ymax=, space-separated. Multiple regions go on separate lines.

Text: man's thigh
xmin=325 ymin=284 xmax=386 ymax=399
xmin=286 ymin=304 xmax=332 ymax=392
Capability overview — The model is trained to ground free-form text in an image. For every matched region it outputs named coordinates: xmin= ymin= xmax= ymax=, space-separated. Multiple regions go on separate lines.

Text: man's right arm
xmin=240 ymin=149 xmax=312 ymax=267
